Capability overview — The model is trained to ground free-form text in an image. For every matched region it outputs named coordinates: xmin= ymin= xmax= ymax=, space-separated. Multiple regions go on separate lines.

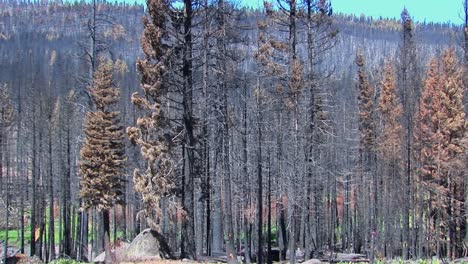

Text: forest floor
xmin=10 ymin=256 xmax=468 ymax=264
xmin=108 ymin=258 xmax=211 ymax=264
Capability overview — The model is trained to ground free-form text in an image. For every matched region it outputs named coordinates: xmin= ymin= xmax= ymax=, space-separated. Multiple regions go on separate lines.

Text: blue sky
xmin=240 ymin=0 xmax=463 ymax=24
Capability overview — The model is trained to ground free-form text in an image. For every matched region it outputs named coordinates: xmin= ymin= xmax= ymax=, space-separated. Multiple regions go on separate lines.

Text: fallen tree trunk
xmin=320 ymin=252 xmax=368 ymax=263
xmin=320 ymin=258 xmax=370 ymax=263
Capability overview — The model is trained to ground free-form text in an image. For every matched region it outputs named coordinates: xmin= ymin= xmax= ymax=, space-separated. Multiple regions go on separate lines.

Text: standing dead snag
xmin=127 ymin=0 xmax=176 ymax=233
xmin=79 ymin=57 xmax=126 ymax=262
xmin=355 ymin=50 xmax=377 ymax=257
xmin=377 ymin=59 xmax=403 ymax=259
xmin=0 ymin=84 xmax=14 ymax=264
xmin=397 ymin=9 xmax=420 ymax=259
xmin=0 ymin=84 xmax=14 ymax=184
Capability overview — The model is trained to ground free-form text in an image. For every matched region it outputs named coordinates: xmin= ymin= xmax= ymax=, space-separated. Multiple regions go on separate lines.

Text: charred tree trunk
xmin=30 ymin=107 xmax=38 ymax=257
xmin=267 ymin=153 xmax=272 ymax=264
xmin=256 ymin=88 xmax=263 ymax=264
xmin=216 ymin=0 xmax=237 ymax=262
xmin=62 ymin=121 xmax=72 ymax=256
xmin=2 ymin=136 xmax=9 ymax=264
xmin=48 ymin=112 xmax=55 ymax=261
xmin=180 ymin=0 xmax=196 ymax=258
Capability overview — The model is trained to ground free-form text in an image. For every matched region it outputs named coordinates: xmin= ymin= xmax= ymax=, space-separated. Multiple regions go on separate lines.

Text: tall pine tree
xmin=79 ymin=57 xmax=126 ymax=258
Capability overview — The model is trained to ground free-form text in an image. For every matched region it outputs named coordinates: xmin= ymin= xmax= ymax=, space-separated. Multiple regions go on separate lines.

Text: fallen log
xmin=199 ymin=256 xmax=229 ymax=263
xmin=319 ymin=252 xmax=369 ymax=263
xmin=320 ymin=258 xmax=370 ymax=263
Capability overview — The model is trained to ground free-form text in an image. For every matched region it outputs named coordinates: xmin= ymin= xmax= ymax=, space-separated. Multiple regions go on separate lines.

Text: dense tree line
xmin=0 ymin=0 xmax=465 ymax=263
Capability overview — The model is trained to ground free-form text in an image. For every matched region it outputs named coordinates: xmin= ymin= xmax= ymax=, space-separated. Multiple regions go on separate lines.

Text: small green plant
xmin=417 ymin=259 xmax=428 ymax=264
xmin=50 ymin=259 xmax=87 ymax=264
xmin=336 ymin=262 xmax=370 ymax=264
xmin=393 ymin=257 xmax=405 ymax=264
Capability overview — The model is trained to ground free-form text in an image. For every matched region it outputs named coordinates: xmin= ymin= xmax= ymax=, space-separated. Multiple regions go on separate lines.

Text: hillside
xmin=0 ymin=0 xmax=465 ymax=263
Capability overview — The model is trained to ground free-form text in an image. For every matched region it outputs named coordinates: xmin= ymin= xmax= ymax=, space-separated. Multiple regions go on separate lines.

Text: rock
xmin=301 ymin=259 xmax=322 ymax=264
xmin=93 ymin=251 xmax=106 ymax=263
xmin=123 ymin=228 xmax=174 ymax=261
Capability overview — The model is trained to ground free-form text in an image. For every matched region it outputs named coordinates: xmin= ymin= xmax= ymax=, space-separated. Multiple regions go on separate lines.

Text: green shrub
xmin=50 ymin=259 xmax=87 ymax=264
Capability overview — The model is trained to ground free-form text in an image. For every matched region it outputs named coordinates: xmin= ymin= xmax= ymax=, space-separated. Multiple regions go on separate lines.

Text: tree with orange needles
xmin=417 ymin=48 xmax=466 ymax=258
xmin=377 ymin=59 xmax=403 ymax=258
xmin=127 ymin=0 xmax=176 ymax=237
xmin=79 ymin=57 xmax=126 ymax=263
